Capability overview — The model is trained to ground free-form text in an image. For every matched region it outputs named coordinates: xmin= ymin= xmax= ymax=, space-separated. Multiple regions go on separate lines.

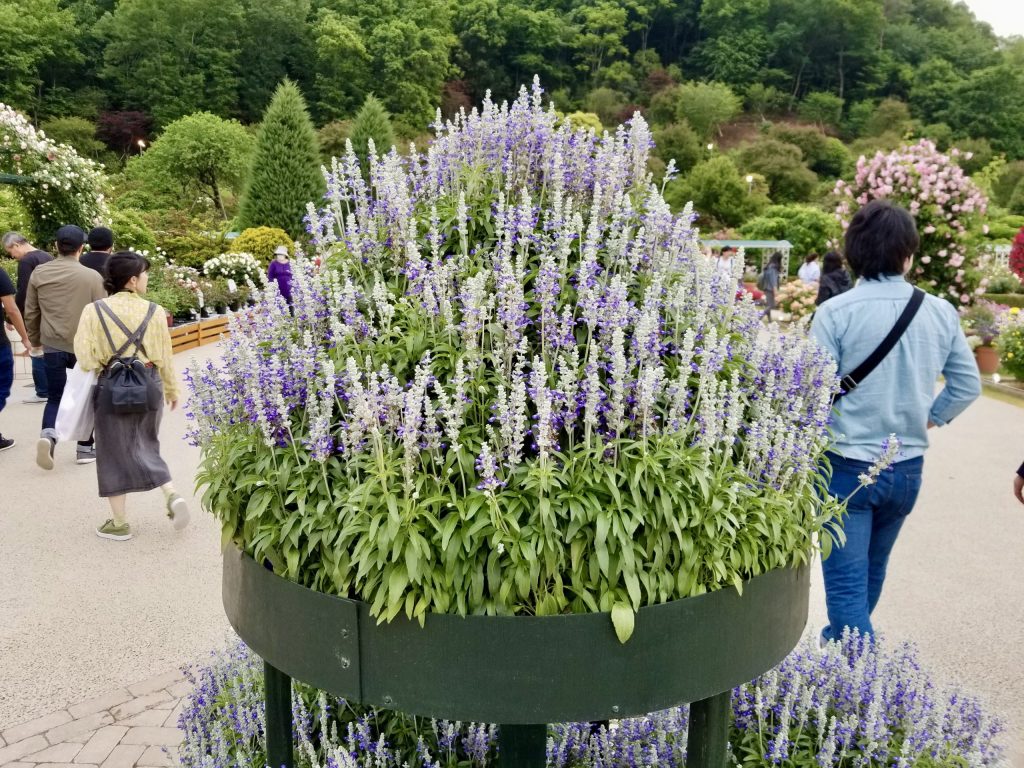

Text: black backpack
xmin=95 ymin=300 xmax=161 ymax=414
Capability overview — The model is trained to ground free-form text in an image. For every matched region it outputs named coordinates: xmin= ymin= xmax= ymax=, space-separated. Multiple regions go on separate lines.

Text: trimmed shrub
xmin=667 ymin=155 xmax=769 ymax=228
xmin=109 ymin=208 xmax=158 ymax=254
xmin=350 ymin=95 xmax=396 ymax=171
xmin=675 ymin=81 xmax=740 ymax=140
xmin=583 ymin=87 xmax=627 ymax=128
xmin=740 ymin=204 xmax=842 ymax=266
xmin=229 ymin=226 xmax=292 ymax=267
xmin=737 ymin=139 xmax=818 ymax=203
xmin=653 ymin=121 xmax=702 ymax=174
xmin=237 ymin=80 xmax=325 ymax=239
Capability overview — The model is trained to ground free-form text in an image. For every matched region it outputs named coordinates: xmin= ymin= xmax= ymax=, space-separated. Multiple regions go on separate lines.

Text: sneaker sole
xmin=35 ymin=438 xmax=54 ymax=470
xmin=168 ymin=497 xmax=191 ymax=531
xmin=95 ymin=529 xmax=133 ymax=541
xmin=76 ymin=457 xmax=97 ymax=465
xmin=0 ymin=442 xmax=14 ymax=453
xmin=22 ymin=399 xmax=47 ymax=404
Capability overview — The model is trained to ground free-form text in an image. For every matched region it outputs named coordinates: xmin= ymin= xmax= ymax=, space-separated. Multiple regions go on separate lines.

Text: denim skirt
xmin=94 ymin=368 xmax=172 ymax=497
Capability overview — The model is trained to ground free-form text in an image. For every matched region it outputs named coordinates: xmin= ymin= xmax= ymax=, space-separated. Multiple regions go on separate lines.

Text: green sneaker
xmin=166 ymin=494 xmax=190 ymax=531
xmin=96 ymin=519 xmax=133 ymax=541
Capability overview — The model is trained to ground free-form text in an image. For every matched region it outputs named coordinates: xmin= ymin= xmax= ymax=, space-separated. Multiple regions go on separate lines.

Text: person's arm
xmin=1015 ymin=462 xmax=1024 ymax=505
xmin=809 ymin=303 xmax=841 ymax=364
xmin=24 ymin=276 xmax=40 ymax=347
xmin=929 ymin=308 xmax=982 ymax=427
xmin=1 ymin=295 xmax=31 ymax=352
xmin=815 ymin=279 xmax=831 ymax=306
xmin=15 ymin=258 xmax=32 ymax=314
xmin=73 ymin=304 xmax=105 ymax=373
xmin=146 ymin=304 xmax=180 ymax=407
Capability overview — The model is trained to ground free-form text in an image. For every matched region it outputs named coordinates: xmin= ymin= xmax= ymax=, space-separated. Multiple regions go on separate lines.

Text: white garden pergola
xmin=701 ymin=239 xmax=793 ymax=278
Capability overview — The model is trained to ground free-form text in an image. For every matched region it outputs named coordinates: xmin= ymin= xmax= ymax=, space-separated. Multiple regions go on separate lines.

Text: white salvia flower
xmin=858 ymin=434 xmax=902 ymax=486
xmin=530 ymin=357 xmax=553 ymax=461
xmin=607 ymin=327 xmax=628 ymax=438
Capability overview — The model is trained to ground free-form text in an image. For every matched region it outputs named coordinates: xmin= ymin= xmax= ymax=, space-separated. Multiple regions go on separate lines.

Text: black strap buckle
xmin=840 ymin=374 xmax=858 ymax=393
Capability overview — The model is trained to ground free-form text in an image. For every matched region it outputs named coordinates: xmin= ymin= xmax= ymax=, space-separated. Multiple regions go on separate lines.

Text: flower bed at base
xmin=177 ymin=633 xmax=1004 ymax=768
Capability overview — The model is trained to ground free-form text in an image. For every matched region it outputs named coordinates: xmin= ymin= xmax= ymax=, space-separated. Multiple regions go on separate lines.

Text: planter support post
xmin=686 ymin=691 xmax=730 ymax=768
xmin=498 ymin=724 xmax=546 ymax=767
xmin=265 ymin=660 xmax=294 ymax=768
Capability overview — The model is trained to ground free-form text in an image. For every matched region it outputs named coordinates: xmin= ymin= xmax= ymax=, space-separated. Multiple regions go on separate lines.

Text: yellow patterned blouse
xmin=73 ymin=291 xmax=180 ymax=401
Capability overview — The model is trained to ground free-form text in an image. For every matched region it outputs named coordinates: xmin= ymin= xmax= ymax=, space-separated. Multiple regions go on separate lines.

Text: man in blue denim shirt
xmin=810 ymin=200 xmax=981 ymax=644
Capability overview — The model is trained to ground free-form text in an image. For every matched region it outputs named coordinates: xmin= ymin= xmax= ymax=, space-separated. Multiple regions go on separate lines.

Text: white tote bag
xmin=55 ymin=364 xmax=98 ymax=442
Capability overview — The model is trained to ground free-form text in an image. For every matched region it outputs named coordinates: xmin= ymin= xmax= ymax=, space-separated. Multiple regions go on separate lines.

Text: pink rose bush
xmin=834 ymin=140 xmax=988 ymax=305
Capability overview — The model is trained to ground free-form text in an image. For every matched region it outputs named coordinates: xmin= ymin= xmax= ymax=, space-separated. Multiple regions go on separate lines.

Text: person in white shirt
xmin=797 ymin=252 xmax=821 ymax=283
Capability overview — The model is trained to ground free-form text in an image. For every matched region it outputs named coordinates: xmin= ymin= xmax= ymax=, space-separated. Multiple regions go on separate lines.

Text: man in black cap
xmin=24 ymin=225 xmax=105 ymax=468
xmin=81 ymin=226 xmax=115 ymax=279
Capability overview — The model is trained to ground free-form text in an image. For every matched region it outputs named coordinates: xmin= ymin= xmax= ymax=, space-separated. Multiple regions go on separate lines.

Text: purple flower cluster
xmin=187 ymin=79 xmax=839 ymax=501
xmin=177 ymin=635 xmax=1004 ymax=768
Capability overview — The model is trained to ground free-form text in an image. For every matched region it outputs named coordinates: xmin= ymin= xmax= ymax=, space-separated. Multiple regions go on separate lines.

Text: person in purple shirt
xmin=267 ymin=245 xmax=293 ymax=305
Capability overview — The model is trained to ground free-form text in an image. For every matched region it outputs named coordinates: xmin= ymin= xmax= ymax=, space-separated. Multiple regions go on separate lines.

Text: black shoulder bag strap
xmin=833 ymin=287 xmax=925 ymax=404
xmin=94 ymin=301 xmax=158 ymax=359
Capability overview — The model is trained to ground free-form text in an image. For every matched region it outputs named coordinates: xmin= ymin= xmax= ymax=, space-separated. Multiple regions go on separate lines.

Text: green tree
xmin=236 ymin=0 xmax=314 ymax=122
xmin=583 ymin=87 xmax=627 ymax=127
xmin=942 ymin=65 xmax=1024 ymax=158
xmin=349 ymin=95 xmax=396 ymax=172
xmin=573 ymin=1 xmax=631 ymax=83
xmin=740 ymin=204 xmax=841 ymax=260
xmin=238 ymin=80 xmax=325 ymax=238
xmin=127 ymin=112 xmax=254 ymax=218
xmin=799 ymin=92 xmax=844 ymax=128
xmin=666 ymin=155 xmax=768 ymax=228
xmin=100 ymin=0 xmax=244 ymax=127
xmin=745 ymin=83 xmax=786 ymax=119
xmin=675 ymin=81 xmax=741 ymax=140
xmin=0 ymin=0 xmax=80 ymax=118
xmin=653 ymin=122 xmax=702 ymax=174
xmin=40 ymin=117 xmax=105 ymax=159
xmin=313 ymin=0 xmax=455 ymax=125
xmin=738 ymin=139 xmax=818 ymax=203
xmin=862 ymin=98 xmax=912 ymax=138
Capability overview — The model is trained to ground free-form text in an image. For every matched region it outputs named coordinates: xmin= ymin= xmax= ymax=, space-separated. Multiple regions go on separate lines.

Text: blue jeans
xmin=0 ymin=345 xmax=13 ymax=414
xmin=821 ymin=453 xmax=924 ymax=641
xmin=32 ymin=354 xmax=48 ymax=397
xmin=42 ymin=350 xmax=93 ymax=446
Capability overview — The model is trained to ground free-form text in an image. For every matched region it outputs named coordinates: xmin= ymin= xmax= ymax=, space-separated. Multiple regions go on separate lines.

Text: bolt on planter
xmin=223 ymin=547 xmax=809 ymax=768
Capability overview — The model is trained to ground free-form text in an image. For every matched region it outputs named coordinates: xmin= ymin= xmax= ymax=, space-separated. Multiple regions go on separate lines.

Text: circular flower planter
xmin=223 ymin=547 xmax=810 ymax=767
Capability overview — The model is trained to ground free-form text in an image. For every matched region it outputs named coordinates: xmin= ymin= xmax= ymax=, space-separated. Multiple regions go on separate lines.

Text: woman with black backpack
xmin=74 ymin=251 xmax=189 ymax=541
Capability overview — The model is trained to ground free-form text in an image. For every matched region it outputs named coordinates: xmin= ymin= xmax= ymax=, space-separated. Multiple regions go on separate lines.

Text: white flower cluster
xmin=203 ymin=252 xmax=266 ymax=286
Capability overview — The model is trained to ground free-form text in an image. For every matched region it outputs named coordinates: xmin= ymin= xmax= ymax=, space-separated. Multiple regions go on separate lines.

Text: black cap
xmin=55 ymin=225 xmax=86 ymax=250
xmin=87 ymin=226 xmax=114 ymax=251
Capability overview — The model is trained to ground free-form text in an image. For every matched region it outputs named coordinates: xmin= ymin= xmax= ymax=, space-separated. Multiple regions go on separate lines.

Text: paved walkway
xmin=1 ymin=341 xmax=1022 ymax=766
xmin=0 ymin=670 xmax=188 ymax=768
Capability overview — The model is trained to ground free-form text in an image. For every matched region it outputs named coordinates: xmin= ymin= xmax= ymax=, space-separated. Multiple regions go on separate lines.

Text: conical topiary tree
xmin=238 ymin=79 xmax=324 ymax=238
xmin=349 ymin=94 xmax=395 ymax=172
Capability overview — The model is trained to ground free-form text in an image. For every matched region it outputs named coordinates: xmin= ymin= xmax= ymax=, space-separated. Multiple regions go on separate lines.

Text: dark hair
xmin=87 ymin=226 xmax=114 ymax=251
xmin=720 ymin=245 xmax=737 ymax=254
xmin=769 ymin=251 xmax=783 ymax=267
xmin=804 ymin=252 xmax=819 ymax=263
xmin=844 ymin=200 xmax=918 ymax=280
xmin=822 ymin=250 xmax=844 ymax=274
xmin=104 ymin=251 xmax=150 ymax=294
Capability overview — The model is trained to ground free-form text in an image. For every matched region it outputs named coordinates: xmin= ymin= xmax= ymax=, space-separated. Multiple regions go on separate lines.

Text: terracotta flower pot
xmin=974 ymin=344 xmax=999 ymax=375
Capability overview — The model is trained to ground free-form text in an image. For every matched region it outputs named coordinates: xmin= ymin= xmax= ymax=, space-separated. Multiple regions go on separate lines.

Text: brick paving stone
xmin=63 ymin=731 xmax=96 ymax=745
xmin=137 ymin=746 xmax=171 ymax=767
xmin=110 ymin=694 xmax=171 ymax=722
xmin=119 ymin=729 xmax=182 ymax=748
xmin=46 ymin=714 xmax=114 ymax=746
xmin=163 ymin=682 xmax=191 ymax=700
xmin=126 ymin=673 xmax=184 ymax=699
xmin=26 ymin=742 xmax=83 ymax=763
xmin=160 ymin=703 xmax=186 ymax=730
xmin=4 ymin=763 xmax=36 ymax=768
xmin=0 ymin=734 xmax=5 ymax=748
xmin=3 ymin=712 xmax=72 ymax=745
xmin=113 ymin=712 xmax=166 ymax=729
xmin=68 ymin=691 xmax=133 ymax=721
xmin=98 ymin=744 xmax=144 ymax=768
xmin=74 ymin=727 xmax=128 ymax=765
xmin=0 ymin=735 xmax=50 ymax=764
xmin=37 ymin=763 xmax=95 ymax=768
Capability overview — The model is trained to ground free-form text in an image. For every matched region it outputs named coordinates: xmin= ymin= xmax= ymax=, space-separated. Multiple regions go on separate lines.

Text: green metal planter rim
xmin=223 ymin=546 xmax=809 ymax=724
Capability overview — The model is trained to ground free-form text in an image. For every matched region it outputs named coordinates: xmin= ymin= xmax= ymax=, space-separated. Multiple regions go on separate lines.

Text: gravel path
xmin=0 ymin=341 xmax=1021 ymax=762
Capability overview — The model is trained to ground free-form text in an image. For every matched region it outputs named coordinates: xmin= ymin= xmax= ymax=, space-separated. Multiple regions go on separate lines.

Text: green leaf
xmin=610 ymin=601 xmax=635 ymax=644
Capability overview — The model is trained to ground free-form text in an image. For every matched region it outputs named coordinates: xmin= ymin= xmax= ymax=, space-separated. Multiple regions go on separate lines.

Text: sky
xmin=960 ymin=0 xmax=1024 ymax=38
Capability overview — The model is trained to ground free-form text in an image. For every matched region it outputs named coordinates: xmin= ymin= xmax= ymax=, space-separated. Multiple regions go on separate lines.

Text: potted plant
xmin=189 ymin=82 xmax=844 ymax=767
xmin=205 ymin=278 xmax=230 ymax=315
xmin=961 ymin=300 xmax=1005 ymax=374
xmin=995 ymin=306 xmax=1024 ymax=381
